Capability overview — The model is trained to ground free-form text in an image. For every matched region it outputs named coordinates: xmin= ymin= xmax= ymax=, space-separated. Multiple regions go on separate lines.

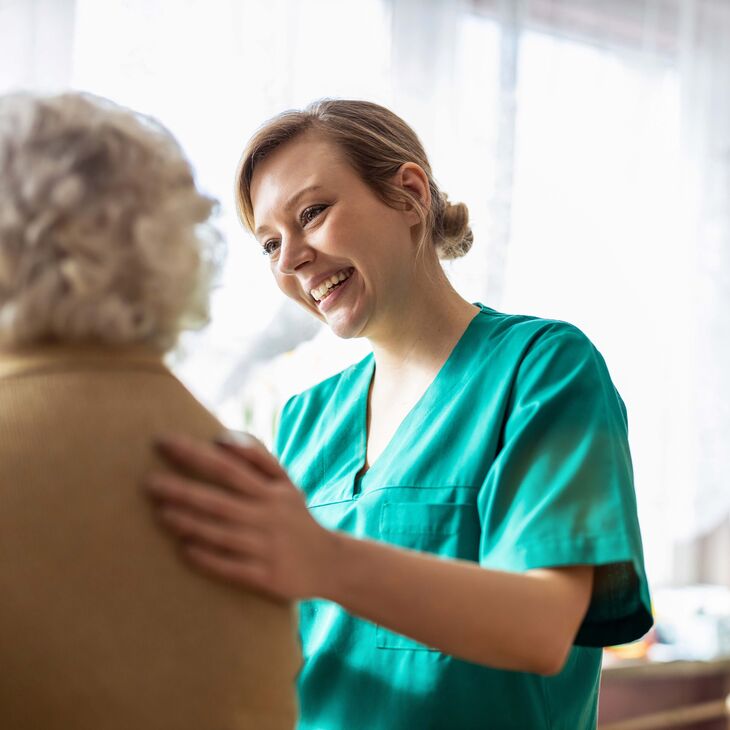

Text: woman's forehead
xmin=260 ymin=135 xmax=346 ymax=180
xmin=251 ymin=136 xmax=353 ymax=214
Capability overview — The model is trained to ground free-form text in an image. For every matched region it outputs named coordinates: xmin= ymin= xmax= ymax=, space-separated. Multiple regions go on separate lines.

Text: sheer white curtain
xmin=0 ymin=0 xmax=76 ymax=92
xmin=2 ymin=0 xmax=729 ymax=587
xmin=460 ymin=0 xmax=730 ymax=585
xmin=486 ymin=0 xmax=687 ymax=584
xmin=672 ymin=0 xmax=730 ymax=584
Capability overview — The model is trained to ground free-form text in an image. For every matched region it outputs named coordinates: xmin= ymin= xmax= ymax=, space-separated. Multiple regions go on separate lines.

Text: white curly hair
xmin=0 ymin=91 xmax=222 ymax=352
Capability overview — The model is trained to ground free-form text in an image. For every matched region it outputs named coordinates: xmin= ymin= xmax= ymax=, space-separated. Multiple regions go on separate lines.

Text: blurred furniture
xmin=599 ymin=657 xmax=730 ymax=729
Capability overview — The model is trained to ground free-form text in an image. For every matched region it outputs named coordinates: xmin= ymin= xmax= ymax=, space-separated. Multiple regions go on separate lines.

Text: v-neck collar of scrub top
xmin=345 ymin=302 xmax=494 ymax=494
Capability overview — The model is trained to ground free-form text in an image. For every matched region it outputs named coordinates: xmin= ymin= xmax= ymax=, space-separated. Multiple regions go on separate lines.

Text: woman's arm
xmin=325 ymin=532 xmax=592 ymax=675
xmin=145 ymin=434 xmax=593 ymax=676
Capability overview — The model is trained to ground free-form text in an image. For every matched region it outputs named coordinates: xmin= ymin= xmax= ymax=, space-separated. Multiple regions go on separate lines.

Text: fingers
xmin=147 ymin=433 xmax=299 ymax=601
xmin=214 ymin=431 xmax=289 ymax=480
xmin=184 ymin=544 xmax=273 ymax=596
xmin=159 ymin=504 xmax=264 ymax=556
xmin=145 ymin=471 xmax=264 ymax=524
xmin=155 ymin=434 xmax=267 ymax=498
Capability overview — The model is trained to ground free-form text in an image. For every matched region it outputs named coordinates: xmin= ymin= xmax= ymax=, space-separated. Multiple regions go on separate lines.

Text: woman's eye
xmin=262 ymin=240 xmax=280 ymax=256
xmin=300 ymin=204 xmax=327 ymax=226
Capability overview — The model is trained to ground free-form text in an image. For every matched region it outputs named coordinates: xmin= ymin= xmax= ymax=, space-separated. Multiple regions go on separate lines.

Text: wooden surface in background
xmin=599 ymin=658 xmax=730 ymax=729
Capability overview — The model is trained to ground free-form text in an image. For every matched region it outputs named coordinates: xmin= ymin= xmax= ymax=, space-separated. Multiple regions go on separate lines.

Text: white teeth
xmin=311 ymin=268 xmax=353 ymax=302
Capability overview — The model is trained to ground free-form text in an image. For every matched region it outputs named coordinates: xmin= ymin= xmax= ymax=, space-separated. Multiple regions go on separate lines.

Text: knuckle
xmin=186 ymin=486 xmax=211 ymax=511
xmin=217 ymin=460 xmax=242 ymax=486
xmin=197 ymin=489 xmax=225 ymax=515
xmin=194 ymin=486 xmax=232 ymax=517
xmin=232 ymin=502 xmax=255 ymax=525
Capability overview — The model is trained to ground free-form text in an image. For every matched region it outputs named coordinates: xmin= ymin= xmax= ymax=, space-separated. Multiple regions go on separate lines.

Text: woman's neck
xmin=367 ymin=264 xmax=480 ymax=386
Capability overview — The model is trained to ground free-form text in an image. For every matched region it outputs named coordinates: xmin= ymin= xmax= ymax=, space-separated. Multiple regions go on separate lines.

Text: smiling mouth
xmin=310 ymin=268 xmax=354 ymax=303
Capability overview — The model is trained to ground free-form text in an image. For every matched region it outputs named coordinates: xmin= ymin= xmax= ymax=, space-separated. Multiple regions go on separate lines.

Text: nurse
xmin=146 ymin=99 xmax=653 ymax=729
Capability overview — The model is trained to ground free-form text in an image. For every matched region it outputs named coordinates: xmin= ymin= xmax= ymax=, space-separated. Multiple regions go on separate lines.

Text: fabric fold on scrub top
xmin=275 ymin=303 xmax=653 ymax=730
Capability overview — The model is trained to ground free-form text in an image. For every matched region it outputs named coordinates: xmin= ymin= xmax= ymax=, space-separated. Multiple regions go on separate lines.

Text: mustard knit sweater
xmin=0 ymin=345 xmax=300 ymax=730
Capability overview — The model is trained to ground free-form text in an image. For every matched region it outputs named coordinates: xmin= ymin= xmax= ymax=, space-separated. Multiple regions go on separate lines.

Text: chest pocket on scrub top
xmin=376 ymin=500 xmax=481 ymax=651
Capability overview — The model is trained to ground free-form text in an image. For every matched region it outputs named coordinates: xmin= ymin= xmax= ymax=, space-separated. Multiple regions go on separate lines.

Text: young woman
xmin=146 ymin=99 xmax=652 ymax=730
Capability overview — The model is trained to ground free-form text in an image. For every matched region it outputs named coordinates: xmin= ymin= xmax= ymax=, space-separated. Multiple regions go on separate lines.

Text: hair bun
xmin=436 ymin=195 xmax=473 ymax=260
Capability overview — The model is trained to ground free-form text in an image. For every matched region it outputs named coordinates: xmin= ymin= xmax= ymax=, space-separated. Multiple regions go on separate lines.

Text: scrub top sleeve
xmin=478 ymin=325 xmax=653 ymax=647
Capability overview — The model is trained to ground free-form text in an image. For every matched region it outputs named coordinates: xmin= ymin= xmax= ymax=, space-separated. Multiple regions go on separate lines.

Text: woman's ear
xmin=394 ymin=162 xmax=431 ymax=226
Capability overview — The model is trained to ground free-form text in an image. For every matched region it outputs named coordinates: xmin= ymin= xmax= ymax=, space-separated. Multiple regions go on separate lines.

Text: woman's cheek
xmin=275 ymin=272 xmax=298 ymax=299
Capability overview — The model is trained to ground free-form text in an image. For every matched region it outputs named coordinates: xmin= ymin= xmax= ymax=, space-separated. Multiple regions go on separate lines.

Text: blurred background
xmin=3 ymin=0 xmax=729 ymax=686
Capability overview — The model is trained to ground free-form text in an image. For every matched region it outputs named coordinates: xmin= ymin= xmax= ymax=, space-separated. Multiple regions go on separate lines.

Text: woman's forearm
xmin=320 ymin=532 xmax=593 ymax=675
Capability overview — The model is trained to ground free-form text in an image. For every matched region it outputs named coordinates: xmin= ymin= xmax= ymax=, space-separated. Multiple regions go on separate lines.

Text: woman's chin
xmin=324 ymin=302 xmax=368 ymax=340
xmin=325 ymin=316 xmax=361 ymax=340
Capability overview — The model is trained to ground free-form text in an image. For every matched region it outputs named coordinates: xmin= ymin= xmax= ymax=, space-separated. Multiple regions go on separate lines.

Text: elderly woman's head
xmin=0 ymin=92 xmax=220 ymax=352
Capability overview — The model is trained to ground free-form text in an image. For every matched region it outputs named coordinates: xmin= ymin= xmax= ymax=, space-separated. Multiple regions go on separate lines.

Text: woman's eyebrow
xmin=284 ymin=184 xmax=325 ymax=211
xmin=254 ymin=185 xmax=326 ymax=239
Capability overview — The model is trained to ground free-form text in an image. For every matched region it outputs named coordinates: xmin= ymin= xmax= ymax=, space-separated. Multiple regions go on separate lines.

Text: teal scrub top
xmin=274 ymin=304 xmax=652 ymax=730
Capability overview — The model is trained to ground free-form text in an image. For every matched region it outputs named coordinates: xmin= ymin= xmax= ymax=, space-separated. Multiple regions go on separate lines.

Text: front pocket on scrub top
xmin=376 ymin=501 xmax=481 ymax=651
xmin=379 ymin=501 xmax=480 ymax=557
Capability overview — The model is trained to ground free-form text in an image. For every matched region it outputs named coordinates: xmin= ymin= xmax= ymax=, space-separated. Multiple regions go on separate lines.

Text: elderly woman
xmin=0 ymin=92 xmax=300 ymax=730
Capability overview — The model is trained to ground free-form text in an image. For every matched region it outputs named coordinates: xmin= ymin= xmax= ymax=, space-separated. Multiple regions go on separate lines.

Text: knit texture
xmin=0 ymin=345 xmax=300 ymax=730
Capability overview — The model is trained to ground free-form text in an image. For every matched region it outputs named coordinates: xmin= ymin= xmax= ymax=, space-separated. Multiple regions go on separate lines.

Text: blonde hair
xmin=235 ymin=99 xmax=473 ymax=261
xmin=0 ymin=91 xmax=222 ymax=352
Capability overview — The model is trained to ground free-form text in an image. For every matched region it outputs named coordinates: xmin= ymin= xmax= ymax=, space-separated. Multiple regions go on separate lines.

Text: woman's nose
xmin=277 ymin=233 xmax=314 ymax=275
